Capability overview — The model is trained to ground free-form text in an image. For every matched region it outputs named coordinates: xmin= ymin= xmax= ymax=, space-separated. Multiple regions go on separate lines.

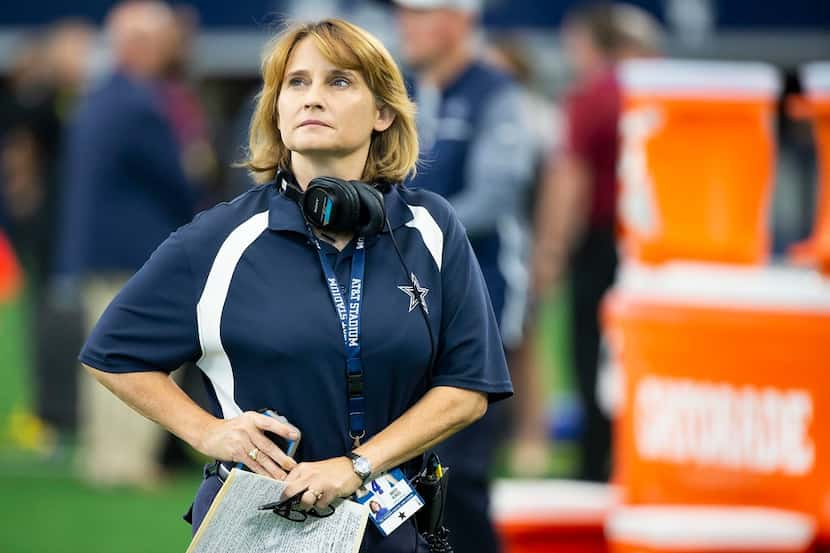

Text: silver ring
xmin=248 ymin=447 xmax=259 ymax=461
xmin=308 ymin=488 xmax=323 ymax=501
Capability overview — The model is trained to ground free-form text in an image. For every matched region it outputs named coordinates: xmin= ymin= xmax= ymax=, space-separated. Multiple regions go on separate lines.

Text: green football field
xmin=0 ymin=288 xmax=574 ymax=553
xmin=0 ymin=294 xmax=203 ymax=553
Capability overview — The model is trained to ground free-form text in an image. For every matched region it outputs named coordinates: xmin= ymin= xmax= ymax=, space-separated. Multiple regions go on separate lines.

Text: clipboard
xmin=186 ymin=469 xmax=369 ymax=553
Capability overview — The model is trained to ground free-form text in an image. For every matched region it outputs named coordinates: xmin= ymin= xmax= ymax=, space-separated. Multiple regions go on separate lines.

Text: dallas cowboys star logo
xmin=398 ymin=273 xmax=429 ymax=314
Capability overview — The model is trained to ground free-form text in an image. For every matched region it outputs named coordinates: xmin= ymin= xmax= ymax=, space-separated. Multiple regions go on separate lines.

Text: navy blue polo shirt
xmin=80 ymin=180 xmax=512 ymax=467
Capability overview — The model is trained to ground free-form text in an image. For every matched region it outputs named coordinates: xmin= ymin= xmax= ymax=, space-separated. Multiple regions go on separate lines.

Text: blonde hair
xmin=244 ymin=19 xmax=419 ymax=184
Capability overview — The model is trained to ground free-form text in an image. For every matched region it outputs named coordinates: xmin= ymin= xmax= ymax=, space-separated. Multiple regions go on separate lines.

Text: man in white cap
xmin=394 ymin=1 xmax=535 ymax=552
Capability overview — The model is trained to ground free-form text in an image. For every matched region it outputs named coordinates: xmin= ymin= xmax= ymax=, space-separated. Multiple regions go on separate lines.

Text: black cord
xmin=386 ymin=217 xmax=436 ymax=373
xmin=423 ymin=528 xmax=454 ymax=552
xmin=387 ymin=217 xmax=439 ymax=553
xmin=388 ymin=218 xmax=455 ymax=553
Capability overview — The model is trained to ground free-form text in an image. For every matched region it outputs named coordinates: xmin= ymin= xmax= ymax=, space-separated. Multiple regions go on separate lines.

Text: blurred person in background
xmin=484 ymin=37 xmax=562 ymax=478
xmin=2 ymin=22 xmax=95 ymax=285
xmin=155 ymin=4 xmax=222 ymax=472
xmin=0 ymin=20 xmax=95 ymax=452
xmin=157 ymin=5 xmax=221 ymax=210
xmin=395 ymin=1 xmax=535 ymax=551
xmin=59 ymin=0 xmax=195 ymax=487
xmin=531 ymin=2 xmax=662 ymax=482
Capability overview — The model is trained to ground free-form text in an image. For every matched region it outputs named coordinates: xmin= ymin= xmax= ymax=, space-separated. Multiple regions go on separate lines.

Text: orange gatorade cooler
xmin=0 ymin=230 xmax=22 ymax=302
xmin=493 ymin=480 xmax=617 ymax=553
xmin=603 ymin=261 xmax=830 ymax=539
xmin=617 ymin=60 xmax=780 ymax=265
xmin=789 ymin=62 xmax=830 ymax=275
xmin=606 ymin=506 xmax=815 ymax=553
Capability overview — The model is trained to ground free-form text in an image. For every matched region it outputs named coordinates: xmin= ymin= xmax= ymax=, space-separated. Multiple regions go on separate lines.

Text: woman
xmin=370 ymin=500 xmax=390 ymax=520
xmin=80 ymin=18 xmax=512 ymax=552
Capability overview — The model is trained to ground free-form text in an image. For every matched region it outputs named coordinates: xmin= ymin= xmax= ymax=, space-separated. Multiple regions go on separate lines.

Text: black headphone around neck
xmin=278 ymin=169 xmax=386 ymax=236
xmin=277 ymin=168 xmax=436 ymax=373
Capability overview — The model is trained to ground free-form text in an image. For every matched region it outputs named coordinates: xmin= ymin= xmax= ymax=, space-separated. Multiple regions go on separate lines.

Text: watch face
xmin=354 ymin=457 xmax=371 ymax=476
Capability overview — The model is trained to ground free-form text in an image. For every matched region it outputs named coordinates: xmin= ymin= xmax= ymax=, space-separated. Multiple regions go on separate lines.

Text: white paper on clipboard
xmin=186 ymin=469 xmax=369 ymax=553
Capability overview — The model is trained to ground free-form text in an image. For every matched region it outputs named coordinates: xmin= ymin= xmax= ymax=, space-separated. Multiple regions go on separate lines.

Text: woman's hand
xmin=197 ymin=411 xmax=299 ymax=479
xmin=281 ymin=457 xmax=362 ymax=510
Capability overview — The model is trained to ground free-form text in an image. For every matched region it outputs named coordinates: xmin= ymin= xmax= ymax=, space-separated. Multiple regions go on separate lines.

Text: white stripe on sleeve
xmin=405 ymin=205 xmax=444 ymax=271
xmin=196 ymin=210 xmax=269 ymax=418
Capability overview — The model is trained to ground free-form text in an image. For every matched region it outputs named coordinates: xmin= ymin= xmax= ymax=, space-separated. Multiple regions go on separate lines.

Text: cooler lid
xmin=619 ymin=59 xmax=780 ymax=98
xmin=606 ymin=506 xmax=815 ymax=549
xmin=615 ymin=262 xmax=830 ymax=312
xmin=802 ymin=62 xmax=830 ymax=97
xmin=492 ymin=479 xmax=618 ymax=524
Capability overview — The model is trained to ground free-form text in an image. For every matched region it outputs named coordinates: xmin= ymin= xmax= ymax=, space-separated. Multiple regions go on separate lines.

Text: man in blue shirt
xmin=394 ymin=1 xmax=535 ymax=551
xmin=60 ymin=0 xmax=194 ymax=487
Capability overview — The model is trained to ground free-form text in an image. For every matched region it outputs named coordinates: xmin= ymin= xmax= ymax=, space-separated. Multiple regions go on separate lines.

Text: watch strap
xmin=347 ymin=452 xmax=372 ymax=483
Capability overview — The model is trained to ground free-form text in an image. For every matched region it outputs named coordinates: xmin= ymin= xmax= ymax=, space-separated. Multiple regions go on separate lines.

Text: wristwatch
xmin=348 ymin=452 xmax=372 ymax=484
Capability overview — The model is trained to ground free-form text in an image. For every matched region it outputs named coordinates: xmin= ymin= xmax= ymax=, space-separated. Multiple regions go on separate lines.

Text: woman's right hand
xmin=197 ymin=411 xmax=299 ymax=480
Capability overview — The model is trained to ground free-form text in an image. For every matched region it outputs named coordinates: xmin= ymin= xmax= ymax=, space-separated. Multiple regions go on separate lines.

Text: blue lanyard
xmin=309 ymin=231 xmax=367 ymax=447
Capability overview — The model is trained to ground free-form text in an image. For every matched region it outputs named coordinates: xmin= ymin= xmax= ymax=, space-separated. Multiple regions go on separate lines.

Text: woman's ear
xmin=373 ymin=105 xmax=396 ymax=133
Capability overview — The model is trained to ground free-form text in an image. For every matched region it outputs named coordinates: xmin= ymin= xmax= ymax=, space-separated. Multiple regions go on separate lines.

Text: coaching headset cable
xmin=386 ymin=216 xmax=436 ymax=373
xmin=387 ymin=216 xmax=457 ymax=552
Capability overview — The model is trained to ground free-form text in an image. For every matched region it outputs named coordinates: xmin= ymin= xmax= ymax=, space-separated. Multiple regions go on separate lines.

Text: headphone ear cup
xmin=351 ymin=181 xmax=386 ymax=236
xmin=338 ymin=179 xmax=361 ymax=231
xmin=305 ymin=176 xmax=361 ymax=232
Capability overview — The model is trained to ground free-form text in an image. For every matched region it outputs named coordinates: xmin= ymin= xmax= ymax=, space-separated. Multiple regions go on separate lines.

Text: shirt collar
xmin=267 ymin=180 xmax=307 ymax=234
xmin=267 ymin=178 xmax=414 ymax=235
xmin=381 ymin=184 xmax=415 ymax=233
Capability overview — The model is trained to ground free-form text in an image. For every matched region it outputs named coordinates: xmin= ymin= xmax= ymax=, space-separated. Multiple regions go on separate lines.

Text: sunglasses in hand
xmin=258 ymin=490 xmax=336 ymax=522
